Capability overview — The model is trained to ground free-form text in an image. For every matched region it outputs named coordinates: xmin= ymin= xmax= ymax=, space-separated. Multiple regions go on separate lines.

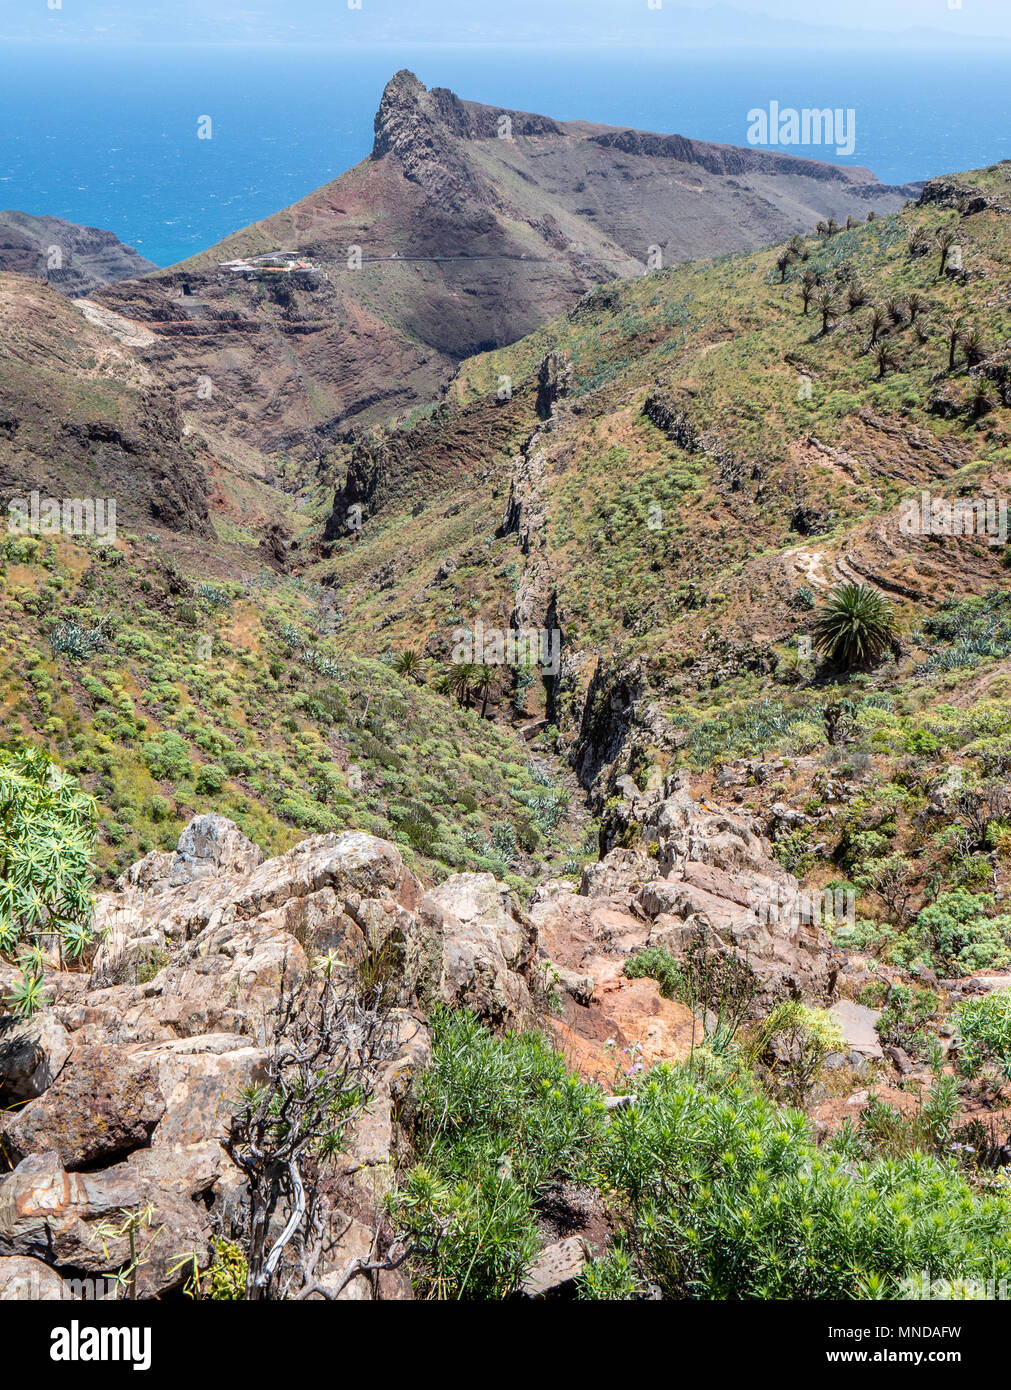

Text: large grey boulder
xmin=422 ymin=874 xmax=536 ymax=1026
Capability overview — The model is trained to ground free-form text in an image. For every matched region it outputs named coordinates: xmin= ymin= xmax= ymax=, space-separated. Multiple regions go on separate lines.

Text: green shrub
xmin=195 ymin=763 xmax=227 ymax=795
xmin=601 ymin=1064 xmax=1011 ymax=1299
xmin=142 ymin=731 xmax=196 ymax=783
xmin=956 ymin=993 xmax=1011 ymax=1082
xmin=624 ymin=946 xmax=682 ymax=1000
xmin=913 ymin=891 xmax=1011 ymax=977
xmin=877 ymin=984 xmax=939 ymax=1060
xmin=755 ymin=1000 xmax=844 ymax=1105
xmin=391 ymin=1010 xmax=604 ymax=1298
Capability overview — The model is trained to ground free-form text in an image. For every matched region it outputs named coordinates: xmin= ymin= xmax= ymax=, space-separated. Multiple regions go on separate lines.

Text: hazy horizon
xmin=5 ymin=0 xmax=1011 ymax=46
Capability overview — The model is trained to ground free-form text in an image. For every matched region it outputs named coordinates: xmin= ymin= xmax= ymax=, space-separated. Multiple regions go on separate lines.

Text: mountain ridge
xmin=0 ymin=210 xmax=157 ymax=296
xmin=86 ymin=69 xmax=917 ymax=453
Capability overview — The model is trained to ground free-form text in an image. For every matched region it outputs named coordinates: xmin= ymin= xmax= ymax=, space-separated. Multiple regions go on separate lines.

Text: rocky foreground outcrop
xmin=0 ymin=787 xmax=834 ymax=1298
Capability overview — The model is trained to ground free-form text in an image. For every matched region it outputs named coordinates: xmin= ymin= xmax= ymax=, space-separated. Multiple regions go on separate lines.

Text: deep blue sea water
xmin=2 ymin=41 xmax=1010 ymax=267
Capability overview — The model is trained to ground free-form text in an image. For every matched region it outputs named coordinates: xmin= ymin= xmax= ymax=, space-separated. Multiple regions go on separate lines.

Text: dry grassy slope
xmin=0 ymin=274 xmax=211 ymax=536
xmin=307 ymin=162 xmax=1011 ymax=724
xmin=90 ymin=70 xmax=913 ymax=450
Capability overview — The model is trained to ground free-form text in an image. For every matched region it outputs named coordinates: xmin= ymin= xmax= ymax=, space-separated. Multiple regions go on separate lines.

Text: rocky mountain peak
xmin=371 ymin=69 xmax=443 ymax=162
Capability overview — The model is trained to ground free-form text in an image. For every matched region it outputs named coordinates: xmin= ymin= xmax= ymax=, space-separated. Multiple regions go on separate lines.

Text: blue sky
xmin=6 ymin=0 xmax=1011 ymax=44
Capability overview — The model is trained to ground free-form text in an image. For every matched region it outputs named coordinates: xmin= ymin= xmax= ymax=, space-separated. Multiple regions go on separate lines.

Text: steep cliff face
xmin=0 ymin=211 xmax=156 ymax=296
xmin=0 ymin=275 xmax=211 ymax=536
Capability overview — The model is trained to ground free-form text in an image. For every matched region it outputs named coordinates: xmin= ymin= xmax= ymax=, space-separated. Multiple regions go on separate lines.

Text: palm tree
xmin=907 ymin=227 xmax=929 ymax=259
xmin=776 ymin=250 xmax=794 ymax=283
xmin=874 ymin=341 xmax=898 ymax=380
xmin=815 ymin=289 xmax=837 ymax=334
xmin=474 ymin=663 xmax=497 ymax=718
xmin=961 ymin=325 xmax=987 ymax=367
xmin=787 ymin=234 xmax=808 ymax=262
xmin=942 ymin=315 xmax=966 ymax=371
xmin=846 ymin=281 xmax=869 ymax=312
xmin=813 ymin=583 xmax=898 ymax=670
xmin=799 ymin=269 xmax=819 ymax=315
xmin=906 ymin=291 xmax=928 ymax=324
xmin=969 ymin=381 xmax=995 ymax=420
xmin=936 ymin=228 xmax=958 ymax=277
xmin=447 ymin=661 xmax=477 ymax=709
xmin=867 ymin=305 xmax=887 ymax=345
xmin=886 ymin=296 xmax=906 ymax=326
xmin=393 ymin=649 xmax=424 ymax=682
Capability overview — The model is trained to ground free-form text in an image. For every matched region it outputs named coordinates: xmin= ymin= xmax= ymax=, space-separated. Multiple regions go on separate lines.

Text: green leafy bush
xmin=913 ymin=891 xmax=1011 ymax=977
xmin=142 ymin=731 xmax=196 ymax=784
xmin=391 ymin=1010 xmax=604 ymax=1298
xmin=599 ymin=1064 xmax=1011 ymax=1299
xmin=877 ymin=984 xmax=939 ymax=1060
xmin=624 ymin=946 xmax=683 ymax=999
xmin=956 ymin=992 xmax=1011 ymax=1081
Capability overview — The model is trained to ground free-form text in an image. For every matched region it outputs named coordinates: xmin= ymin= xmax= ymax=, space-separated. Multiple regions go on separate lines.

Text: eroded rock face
xmin=0 ymin=1148 xmax=220 ymax=1299
xmin=532 ymin=775 xmax=837 ymax=1074
xmin=4 ymin=1045 xmax=166 ymax=1169
xmin=0 ymin=818 xmax=537 ymax=1298
xmin=423 ymin=873 xmax=537 ymax=1026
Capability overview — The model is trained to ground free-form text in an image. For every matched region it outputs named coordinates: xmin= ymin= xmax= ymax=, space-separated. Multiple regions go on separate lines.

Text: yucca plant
xmin=812 ymin=582 xmax=898 ymax=670
xmin=0 ymin=746 xmax=98 ymax=975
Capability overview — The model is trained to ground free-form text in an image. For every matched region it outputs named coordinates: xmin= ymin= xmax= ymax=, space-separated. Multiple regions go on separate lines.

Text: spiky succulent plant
xmin=0 ymin=745 xmax=97 ymax=970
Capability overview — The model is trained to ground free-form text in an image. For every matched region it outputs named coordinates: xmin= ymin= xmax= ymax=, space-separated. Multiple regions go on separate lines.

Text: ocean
xmin=2 ymin=40 xmax=1010 ymax=267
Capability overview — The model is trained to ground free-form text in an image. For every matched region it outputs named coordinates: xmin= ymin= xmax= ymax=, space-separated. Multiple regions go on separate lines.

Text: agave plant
xmin=0 ymin=746 xmax=98 ymax=975
xmin=812 ymin=583 xmax=899 ymax=670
